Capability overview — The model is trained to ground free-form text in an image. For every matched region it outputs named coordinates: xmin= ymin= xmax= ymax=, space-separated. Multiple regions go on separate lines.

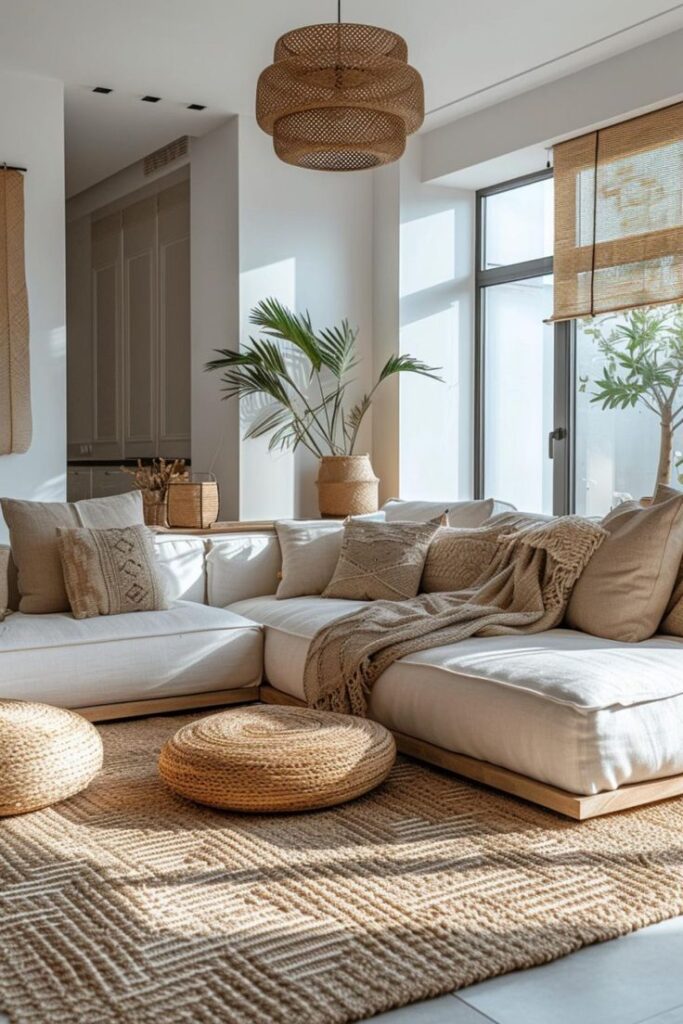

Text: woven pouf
xmin=0 ymin=700 xmax=103 ymax=816
xmin=158 ymin=705 xmax=397 ymax=813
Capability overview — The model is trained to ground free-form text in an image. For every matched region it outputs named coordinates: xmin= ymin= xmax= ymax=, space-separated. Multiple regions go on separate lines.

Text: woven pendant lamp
xmin=256 ymin=2 xmax=424 ymax=171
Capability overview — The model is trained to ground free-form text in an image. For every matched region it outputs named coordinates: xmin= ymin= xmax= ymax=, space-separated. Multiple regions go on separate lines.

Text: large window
xmin=476 ymin=172 xmax=562 ymax=514
xmin=476 ymin=173 xmax=672 ymax=515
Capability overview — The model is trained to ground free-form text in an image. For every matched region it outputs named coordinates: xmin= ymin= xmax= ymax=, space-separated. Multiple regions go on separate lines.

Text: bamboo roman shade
xmin=550 ymin=101 xmax=683 ymax=322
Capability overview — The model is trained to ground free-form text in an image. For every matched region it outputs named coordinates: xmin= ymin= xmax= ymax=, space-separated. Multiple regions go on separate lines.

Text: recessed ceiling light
xmin=92 ymin=86 xmax=112 ymax=94
xmin=141 ymin=95 xmax=161 ymax=103
xmin=187 ymin=103 xmax=206 ymax=111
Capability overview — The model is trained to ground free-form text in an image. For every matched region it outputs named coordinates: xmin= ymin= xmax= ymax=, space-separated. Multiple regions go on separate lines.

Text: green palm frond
xmin=316 ymin=321 xmax=359 ymax=379
xmin=205 ymin=297 xmax=443 ymax=456
xmin=249 ymin=298 xmax=322 ymax=372
xmin=378 ymin=354 xmax=443 ymax=383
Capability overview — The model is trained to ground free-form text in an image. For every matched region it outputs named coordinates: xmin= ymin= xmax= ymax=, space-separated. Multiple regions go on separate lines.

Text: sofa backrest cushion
xmin=153 ymin=536 xmax=207 ymax=604
xmin=566 ymin=489 xmax=683 ymax=642
xmin=0 ymin=545 xmax=9 ymax=619
xmin=382 ymin=497 xmax=515 ymax=528
xmin=207 ymin=534 xmax=281 ymax=608
xmin=0 ymin=491 xmax=144 ymax=614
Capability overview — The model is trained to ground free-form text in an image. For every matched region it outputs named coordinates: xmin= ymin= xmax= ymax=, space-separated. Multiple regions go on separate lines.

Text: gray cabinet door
xmin=91 ymin=212 xmax=123 ymax=459
xmin=157 ymin=180 xmax=191 ymax=459
xmin=123 ymin=197 xmax=157 ymax=458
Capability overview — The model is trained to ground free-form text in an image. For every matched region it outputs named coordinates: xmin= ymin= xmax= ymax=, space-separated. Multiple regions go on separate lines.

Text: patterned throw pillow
xmin=323 ymin=520 xmax=440 ymax=601
xmin=57 ymin=525 xmax=168 ymax=620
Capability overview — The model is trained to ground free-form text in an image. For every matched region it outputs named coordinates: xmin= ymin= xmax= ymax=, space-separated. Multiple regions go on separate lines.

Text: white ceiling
xmin=0 ymin=0 xmax=680 ymax=196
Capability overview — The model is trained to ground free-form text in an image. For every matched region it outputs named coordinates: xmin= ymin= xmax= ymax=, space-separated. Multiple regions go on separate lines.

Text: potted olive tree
xmin=205 ymin=298 xmax=442 ymax=516
xmin=580 ymin=304 xmax=683 ymax=494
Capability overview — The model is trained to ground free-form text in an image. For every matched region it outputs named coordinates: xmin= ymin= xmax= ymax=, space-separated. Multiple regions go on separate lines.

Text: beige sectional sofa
xmin=2 ymin=503 xmax=683 ymax=820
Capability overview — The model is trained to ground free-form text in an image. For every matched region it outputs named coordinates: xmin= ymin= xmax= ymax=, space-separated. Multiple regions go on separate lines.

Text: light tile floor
xmin=369 ymin=917 xmax=683 ymax=1024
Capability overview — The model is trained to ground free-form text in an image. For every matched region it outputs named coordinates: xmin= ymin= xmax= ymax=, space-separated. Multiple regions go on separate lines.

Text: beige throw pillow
xmin=275 ymin=515 xmax=386 ymax=599
xmin=0 ymin=491 xmax=144 ymax=614
xmin=58 ymin=524 xmax=167 ymax=620
xmin=323 ymin=520 xmax=439 ymax=601
xmin=565 ymin=491 xmax=683 ymax=642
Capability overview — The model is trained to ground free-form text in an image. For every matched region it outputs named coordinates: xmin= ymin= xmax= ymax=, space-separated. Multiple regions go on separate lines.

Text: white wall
xmin=422 ymin=29 xmax=683 ymax=186
xmin=399 ymin=140 xmax=475 ymax=500
xmin=190 ymin=120 xmax=241 ymax=520
xmin=0 ymin=72 xmax=66 ymax=544
xmin=236 ymin=116 xmax=374 ymax=520
xmin=371 ymin=141 xmax=476 ymax=504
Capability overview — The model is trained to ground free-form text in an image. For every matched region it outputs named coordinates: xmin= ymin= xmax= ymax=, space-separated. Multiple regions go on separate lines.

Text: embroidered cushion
xmin=0 ymin=491 xmax=144 ymax=614
xmin=57 ymin=524 xmax=167 ymax=620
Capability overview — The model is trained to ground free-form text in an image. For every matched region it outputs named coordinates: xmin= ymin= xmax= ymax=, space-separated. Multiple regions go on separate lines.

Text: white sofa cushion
xmin=227 ymin=595 xmax=683 ymax=795
xmin=207 ymin=534 xmax=281 ymax=607
xmin=382 ymin=497 xmax=515 ymax=527
xmin=153 ymin=535 xmax=206 ymax=603
xmin=0 ymin=600 xmax=263 ymax=709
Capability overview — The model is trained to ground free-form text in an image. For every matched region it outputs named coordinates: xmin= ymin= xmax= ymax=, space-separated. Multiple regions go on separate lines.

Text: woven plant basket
xmin=158 ymin=704 xmax=396 ymax=813
xmin=167 ymin=473 xmax=219 ymax=529
xmin=0 ymin=700 xmax=103 ymax=816
xmin=317 ymin=454 xmax=379 ymax=518
xmin=142 ymin=491 xmax=168 ymax=528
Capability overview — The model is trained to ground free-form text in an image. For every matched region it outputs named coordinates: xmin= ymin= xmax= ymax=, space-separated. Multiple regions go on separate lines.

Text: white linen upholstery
xmin=207 ymin=534 xmax=282 ymax=607
xmin=228 ymin=595 xmax=683 ymax=796
xmin=382 ymin=497 xmax=515 ymax=527
xmin=0 ymin=601 xmax=263 ymax=708
xmin=153 ymin=535 xmax=206 ymax=603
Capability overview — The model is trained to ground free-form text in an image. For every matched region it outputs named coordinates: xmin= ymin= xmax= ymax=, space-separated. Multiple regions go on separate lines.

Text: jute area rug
xmin=2 ymin=714 xmax=683 ymax=1024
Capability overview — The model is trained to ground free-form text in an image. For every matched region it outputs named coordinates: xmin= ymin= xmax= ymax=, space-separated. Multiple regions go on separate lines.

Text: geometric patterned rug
xmin=2 ymin=713 xmax=683 ymax=1024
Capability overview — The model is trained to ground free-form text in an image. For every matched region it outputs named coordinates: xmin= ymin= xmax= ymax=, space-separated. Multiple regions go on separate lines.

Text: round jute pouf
xmin=0 ymin=700 xmax=103 ymax=816
xmin=158 ymin=705 xmax=396 ymax=813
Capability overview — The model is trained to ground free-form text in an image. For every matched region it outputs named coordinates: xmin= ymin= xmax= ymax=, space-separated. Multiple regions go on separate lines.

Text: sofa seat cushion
xmin=227 ymin=596 xmax=683 ymax=796
xmin=0 ymin=601 xmax=262 ymax=709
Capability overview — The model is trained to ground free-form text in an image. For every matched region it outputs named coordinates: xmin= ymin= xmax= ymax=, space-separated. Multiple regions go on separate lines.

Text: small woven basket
xmin=167 ymin=473 xmax=220 ymax=529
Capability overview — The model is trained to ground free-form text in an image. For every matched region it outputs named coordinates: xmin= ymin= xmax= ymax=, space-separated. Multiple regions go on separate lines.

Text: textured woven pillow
xmin=275 ymin=515 xmax=385 ymax=599
xmin=323 ymin=520 xmax=439 ymax=601
xmin=57 ymin=525 xmax=167 ymax=620
xmin=0 ymin=491 xmax=144 ymax=614
xmin=565 ymin=490 xmax=683 ymax=642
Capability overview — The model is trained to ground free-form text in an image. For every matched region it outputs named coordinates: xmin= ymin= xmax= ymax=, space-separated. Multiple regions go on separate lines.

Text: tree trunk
xmin=656 ymin=415 xmax=674 ymax=489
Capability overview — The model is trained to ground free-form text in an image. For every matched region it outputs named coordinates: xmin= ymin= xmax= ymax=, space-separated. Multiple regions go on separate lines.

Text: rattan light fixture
xmin=256 ymin=2 xmax=424 ymax=171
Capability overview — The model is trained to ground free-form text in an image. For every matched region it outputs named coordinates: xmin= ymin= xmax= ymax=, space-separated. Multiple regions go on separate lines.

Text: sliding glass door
xmin=475 ymin=170 xmax=572 ymax=514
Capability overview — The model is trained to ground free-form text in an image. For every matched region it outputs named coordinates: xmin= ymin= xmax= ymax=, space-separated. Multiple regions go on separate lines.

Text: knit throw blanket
xmin=304 ymin=515 xmax=606 ymax=715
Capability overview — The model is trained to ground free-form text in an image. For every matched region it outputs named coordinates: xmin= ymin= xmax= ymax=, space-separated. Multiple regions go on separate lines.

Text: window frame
xmin=474 ymin=168 xmax=575 ymax=515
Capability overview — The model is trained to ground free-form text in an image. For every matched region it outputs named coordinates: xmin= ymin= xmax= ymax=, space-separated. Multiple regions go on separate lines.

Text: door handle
xmin=548 ymin=427 xmax=566 ymax=459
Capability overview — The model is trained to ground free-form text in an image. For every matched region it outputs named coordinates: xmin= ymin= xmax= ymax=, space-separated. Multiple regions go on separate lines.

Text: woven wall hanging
xmin=0 ymin=168 xmax=31 ymax=455
xmin=256 ymin=2 xmax=424 ymax=171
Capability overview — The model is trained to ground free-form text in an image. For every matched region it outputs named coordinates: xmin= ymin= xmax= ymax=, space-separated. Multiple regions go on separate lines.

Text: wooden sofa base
xmin=76 ymin=687 xmax=261 ymax=723
xmin=259 ymin=684 xmax=683 ymax=821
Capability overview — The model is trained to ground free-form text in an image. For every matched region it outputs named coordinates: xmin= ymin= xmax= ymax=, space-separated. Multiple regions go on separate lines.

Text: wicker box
xmin=167 ymin=475 xmax=220 ymax=529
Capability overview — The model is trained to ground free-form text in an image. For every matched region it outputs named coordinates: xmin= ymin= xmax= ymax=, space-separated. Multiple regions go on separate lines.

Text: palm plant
xmin=205 ymin=298 xmax=442 ymax=458
xmin=580 ymin=304 xmax=683 ymax=490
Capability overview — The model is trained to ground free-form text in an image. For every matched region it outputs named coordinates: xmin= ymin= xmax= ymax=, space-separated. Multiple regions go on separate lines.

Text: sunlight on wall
xmin=239 ymin=257 xmax=296 ymax=521
xmin=400 ymin=307 xmax=460 ymax=499
xmin=397 ymin=177 xmax=472 ymax=501
xmin=399 ymin=209 xmax=456 ymax=298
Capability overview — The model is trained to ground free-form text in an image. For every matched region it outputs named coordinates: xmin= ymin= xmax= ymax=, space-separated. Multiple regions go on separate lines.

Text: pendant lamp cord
xmin=337 ymin=0 xmax=341 ymax=23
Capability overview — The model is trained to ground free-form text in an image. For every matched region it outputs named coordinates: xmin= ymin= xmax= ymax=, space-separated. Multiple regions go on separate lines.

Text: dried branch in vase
xmin=121 ymin=458 xmax=188 ymax=497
